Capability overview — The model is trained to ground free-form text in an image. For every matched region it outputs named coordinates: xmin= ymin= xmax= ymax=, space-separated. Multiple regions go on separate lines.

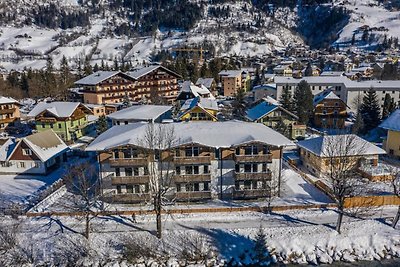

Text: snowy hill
xmin=1 ymin=0 xmax=400 ymax=70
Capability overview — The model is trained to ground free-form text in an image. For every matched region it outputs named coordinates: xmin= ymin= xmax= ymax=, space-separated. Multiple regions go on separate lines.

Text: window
xmin=116 ymin=185 xmax=122 ymax=194
xmin=58 ymin=123 xmax=62 ymax=129
xmin=244 ymin=146 xmax=252 ymax=155
xmin=244 ymin=180 xmax=252 ymax=190
xmin=204 ymin=165 xmax=209 ymax=174
xmin=185 ymin=166 xmax=193 ymax=175
xmin=252 ymin=164 xmax=258 ymax=173
xmin=215 ymin=148 xmax=220 ymax=159
xmin=244 ymin=164 xmax=252 ymax=173
xmin=133 ymin=167 xmax=139 ymax=176
xmin=204 ymin=182 xmax=210 ymax=191
xmin=235 ymin=147 xmax=240 ymax=155
xmin=22 ymin=149 xmax=32 ymax=156
xmin=235 ymin=164 xmax=240 ymax=172
xmin=252 ymin=145 xmax=258 ymax=155
xmin=114 ymin=150 xmax=119 ymax=159
xmin=20 ymin=162 xmax=25 ymax=168
xmin=262 ymin=163 xmax=267 ymax=173
xmin=194 ymin=183 xmax=200 ymax=192
xmin=176 ymin=184 xmax=181 ymax=192
xmin=115 ymin=168 xmax=120 ymax=177
xmin=193 ymin=165 xmax=199 ymax=174
xmin=263 ymin=146 xmax=269 ymax=155
xmin=126 ymin=185 xmax=133 ymax=194
xmin=42 ymin=123 xmax=45 ymax=128
xmin=123 ymin=149 xmax=132 ymax=159
xmin=185 ymin=146 xmax=199 ymax=157
xmin=125 ymin=168 xmax=132 ymax=176
xmin=175 ymin=148 xmax=181 ymax=157
xmin=176 ymin=166 xmax=181 ymax=175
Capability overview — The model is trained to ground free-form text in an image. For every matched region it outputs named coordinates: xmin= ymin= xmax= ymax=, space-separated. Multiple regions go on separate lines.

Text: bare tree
xmin=391 ymin=171 xmax=400 ymax=228
xmin=140 ymin=123 xmax=177 ymax=238
xmin=323 ymin=134 xmax=366 ymax=233
xmin=263 ymin=165 xmax=281 ymax=213
xmin=63 ymin=163 xmax=104 ymax=240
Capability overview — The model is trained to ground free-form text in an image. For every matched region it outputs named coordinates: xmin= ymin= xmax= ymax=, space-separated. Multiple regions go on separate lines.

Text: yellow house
xmin=178 ymin=97 xmax=218 ymax=121
xmin=380 ymin=110 xmax=400 ymax=158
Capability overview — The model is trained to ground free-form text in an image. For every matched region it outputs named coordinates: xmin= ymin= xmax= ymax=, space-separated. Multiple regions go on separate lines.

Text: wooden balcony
xmin=175 ymin=191 xmax=212 ymax=201
xmin=0 ymin=108 xmax=16 ymax=115
xmin=235 ymin=154 xmax=272 ymax=163
xmin=109 ymin=158 xmax=148 ymax=167
xmin=111 ymin=193 xmax=150 ymax=203
xmin=111 ymin=175 xmax=150 ymax=185
xmin=233 ymin=189 xmax=268 ymax=199
xmin=235 ymin=172 xmax=272 ymax=181
xmin=174 ymin=156 xmax=211 ymax=165
xmin=174 ymin=174 xmax=211 ymax=183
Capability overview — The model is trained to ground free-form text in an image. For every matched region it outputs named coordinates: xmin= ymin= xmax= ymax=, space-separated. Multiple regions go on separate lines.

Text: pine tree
xmin=304 ymin=62 xmax=313 ymax=76
xmin=253 ymin=226 xmax=270 ymax=265
xmin=84 ymin=56 xmax=93 ymax=76
xmin=352 ymin=108 xmax=364 ymax=135
xmin=384 ymin=95 xmax=397 ymax=121
xmin=360 ymin=89 xmax=381 ymax=132
xmin=232 ymin=88 xmax=246 ymax=119
xmin=273 ymin=117 xmax=288 ymax=137
xmin=96 ymin=115 xmax=108 ymax=135
xmin=293 ymin=80 xmax=313 ymax=125
xmin=279 ymin=84 xmax=294 ymax=112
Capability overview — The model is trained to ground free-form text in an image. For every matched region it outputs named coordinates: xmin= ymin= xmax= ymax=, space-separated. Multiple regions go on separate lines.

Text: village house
xmin=126 ymin=65 xmax=181 ymax=104
xmin=380 ymin=109 xmax=400 ymax=159
xmin=245 ymin=98 xmax=306 ymax=140
xmin=297 ymin=134 xmax=386 ymax=178
xmin=176 ymin=81 xmax=214 ymax=101
xmin=84 ymin=104 xmax=107 ymax=117
xmin=196 ymin=78 xmax=217 ymax=96
xmin=75 ymin=71 xmax=137 ymax=105
xmin=252 ymin=84 xmax=277 ymax=102
xmin=28 ymin=102 xmax=93 ymax=144
xmin=86 ymin=121 xmax=293 ymax=203
xmin=218 ymin=70 xmax=244 ymax=97
xmin=273 ymin=65 xmax=293 ymax=77
xmin=0 ymin=130 xmax=68 ymax=175
xmin=108 ymin=105 xmax=173 ymax=125
xmin=0 ymin=96 xmax=21 ymax=131
xmin=312 ymin=89 xmax=347 ymax=130
xmin=178 ymin=97 xmax=219 ymax=122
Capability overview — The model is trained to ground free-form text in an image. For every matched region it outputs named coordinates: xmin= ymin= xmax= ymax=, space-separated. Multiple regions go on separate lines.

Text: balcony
xmin=233 ymin=189 xmax=268 ymax=199
xmin=0 ymin=108 xmax=16 ymax=115
xmin=174 ymin=156 xmax=211 ymax=165
xmin=174 ymin=174 xmax=211 ymax=183
xmin=109 ymin=158 xmax=148 ymax=167
xmin=235 ymin=154 xmax=272 ymax=163
xmin=175 ymin=191 xmax=212 ymax=201
xmin=235 ymin=172 xmax=272 ymax=181
xmin=111 ymin=193 xmax=150 ymax=203
xmin=111 ymin=175 xmax=150 ymax=185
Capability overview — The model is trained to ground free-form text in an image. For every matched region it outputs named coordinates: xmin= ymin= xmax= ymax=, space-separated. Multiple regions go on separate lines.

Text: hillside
xmin=0 ymin=0 xmax=398 ymax=70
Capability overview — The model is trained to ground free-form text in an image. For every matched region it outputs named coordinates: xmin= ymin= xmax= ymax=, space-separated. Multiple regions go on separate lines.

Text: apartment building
xmin=274 ymin=76 xmax=400 ymax=112
xmin=75 ymin=71 xmax=137 ymax=105
xmin=0 ymin=96 xmax=20 ymax=131
xmin=28 ymin=102 xmax=93 ymax=143
xmin=218 ymin=70 xmax=244 ymax=97
xmin=126 ymin=65 xmax=181 ymax=104
xmin=86 ymin=121 xmax=293 ymax=204
xmin=312 ymin=90 xmax=347 ymax=129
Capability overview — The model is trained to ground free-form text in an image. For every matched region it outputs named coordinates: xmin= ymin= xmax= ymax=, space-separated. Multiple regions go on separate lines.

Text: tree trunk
xmin=392 ymin=205 xmax=400 ymax=228
xmin=85 ymin=213 xmax=90 ymax=240
xmin=336 ymin=206 xmax=344 ymax=234
xmin=155 ymin=194 xmax=162 ymax=239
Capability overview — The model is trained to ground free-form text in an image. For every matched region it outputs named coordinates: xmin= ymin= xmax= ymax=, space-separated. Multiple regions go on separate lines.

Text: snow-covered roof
xmin=313 ymin=89 xmax=341 ymax=106
xmin=74 ymin=71 xmax=129 ymax=85
xmin=107 ymin=105 xmax=172 ymax=122
xmin=180 ymin=97 xmax=219 ymax=112
xmin=0 ymin=96 xmax=19 ymax=105
xmin=320 ymin=71 xmax=344 ymax=76
xmin=0 ymin=138 xmax=17 ymax=161
xmin=379 ymin=109 xmax=400 ymax=132
xmin=86 ymin=121 xmax=294 ymax=151
xmin=27 ymin=102 xmax=89 ymax=118
xmin=246 ymin=102 xmax=279 ymax=122
xmin=297 ymin=134 xmax=386 ymax=157
xmin=218 ymin=70 xmax=242 ymax=77
xmin=196 ymin=78 xmax=214 ymax=89
xmin=9 ymin=130 xmax=69 ymax=162
xmin=126 ymin=65 xmax=181 ymax=79
xmin=180 ymin=81 xmax=213 ymax=98
xmin=252 ymin=84 xmax=277 ymax=91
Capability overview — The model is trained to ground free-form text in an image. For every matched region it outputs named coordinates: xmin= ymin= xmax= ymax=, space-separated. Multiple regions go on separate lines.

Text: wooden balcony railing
xmin=111 ymin=175 xmax=150 ymax=185
xmin=174 ymin=174 xmax=211 ymax=183
xmin=109 ymin=158 xmax=148 ymax=166
xmin=0 ymin=108 xmax=16 ymax=115
xmin=111 ymin=193 xmax=150 ymax=203
xmin=174 ymin=156 xmax=211 ymax=165
xmin=235 ymin=154 xmax=272 ymax=163
xmin=235 ymin=172 xmax=272 ymax=181
xmin=175 ymin=191 xmax=212 ymax=201
xmin=233 ymin=189 xmax=268 ymax=199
